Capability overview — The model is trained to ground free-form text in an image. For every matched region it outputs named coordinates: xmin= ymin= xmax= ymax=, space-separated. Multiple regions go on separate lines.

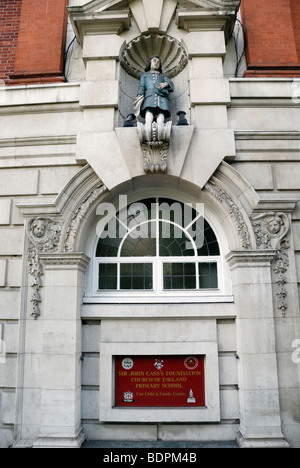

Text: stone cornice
xmin=68 ymin=9 xmax=131 ymax=44
xmin=226 ymin=250 xmax=278 ymax=269
xmin=39 ymin=253 xmax=90 ymax=271
xmin=253 ymin=199 xmax=298 ymax=215
xmin=176 ymin=8 xmax=238 ymax=41
xmin=68 ymin=0 xmax=241 ymax=42
xmin=229 ymin=78 xmax=300 ymax=108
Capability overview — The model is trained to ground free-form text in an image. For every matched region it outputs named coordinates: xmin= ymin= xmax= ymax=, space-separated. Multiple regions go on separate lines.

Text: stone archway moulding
xmin=17 ymin=159 xmax=297 ymax=319
xmin=17 ymin=160 xmax=295 ymax=319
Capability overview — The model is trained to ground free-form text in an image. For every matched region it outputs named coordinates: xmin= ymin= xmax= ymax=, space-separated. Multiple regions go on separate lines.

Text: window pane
xmin=98 ymin=263 xmax=117 ymax=290
xmin=120 ymin=263 xmax=153 ymax=290
xmin=95 ymin=198 xmax=221 ymax=296
xmin=163 ymin=263 xmax=196 ymax=290
xmin=199 ymin=263 xmax=218 ymax=289
xmin=123 ymin=198 xmax=156 ymax=225
xmin=159 ymin=222 xmax=194 ymax=257
xmin=96 ymin=237 xmax=122 ymax=258
xmin=96 ymin=219 xmax=123 ymax=257
xmin=196 ymin=220 xmax=220 ymax=256
xmin=120 ymin=222 xmax=156 ymax=257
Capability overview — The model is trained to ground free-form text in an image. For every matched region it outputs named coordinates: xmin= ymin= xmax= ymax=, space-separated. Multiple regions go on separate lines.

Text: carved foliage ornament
xmin=26 ymin=218 xmax=62 ymax=319
xmin=64 ymin=183 xmax=106 ymax=252
xmin=205 ymin=180 xmax=252 ymax=250
xmin=251 ymin=212 xmax=290 ymax=316
xmin=273 ymin=240 xmax=290 ymax=316
xmin=251 ymin=212 xmax=289 ymax=250
xmin=25 ymin=184 xmax=106 ymax=319
xmin=27 ymin=218 xmax=62 ymax=253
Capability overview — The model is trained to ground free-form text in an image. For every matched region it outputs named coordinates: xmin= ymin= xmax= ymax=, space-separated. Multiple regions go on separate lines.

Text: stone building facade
xmin=0 ymin=0 xmax=300 ymax=448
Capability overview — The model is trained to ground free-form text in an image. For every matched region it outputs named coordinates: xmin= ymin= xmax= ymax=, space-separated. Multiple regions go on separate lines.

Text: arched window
xmin=91 ymin=197 xmax=224 ymax=300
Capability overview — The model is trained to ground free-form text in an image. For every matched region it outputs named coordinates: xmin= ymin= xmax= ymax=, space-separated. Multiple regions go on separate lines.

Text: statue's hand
xmin=157 ymin=82 xmax=168 ymax=90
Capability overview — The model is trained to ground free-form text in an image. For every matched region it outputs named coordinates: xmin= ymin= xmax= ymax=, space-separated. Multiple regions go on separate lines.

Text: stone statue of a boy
xmin=135 ymin=56 xmax=174 ymax=128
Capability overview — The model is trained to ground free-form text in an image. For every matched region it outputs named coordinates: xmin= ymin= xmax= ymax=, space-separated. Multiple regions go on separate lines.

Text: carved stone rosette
xmin=251 ymin=212 xmax=290 ymax=316
xmin=26 ymin=218 xmax=62 ymax=319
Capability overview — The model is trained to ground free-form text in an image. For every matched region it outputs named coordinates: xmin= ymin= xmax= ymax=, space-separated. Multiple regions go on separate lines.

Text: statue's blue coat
xmin=137 ymin=71 xmax=174 ymax=118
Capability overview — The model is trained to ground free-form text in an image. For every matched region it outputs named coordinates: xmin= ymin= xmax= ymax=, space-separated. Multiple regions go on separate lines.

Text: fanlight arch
xmin=85 ymin=195 xmax=229 ymax=298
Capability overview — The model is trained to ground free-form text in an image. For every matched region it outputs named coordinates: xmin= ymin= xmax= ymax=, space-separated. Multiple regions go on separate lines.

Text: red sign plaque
xmin=115 ymin=355 xmax=205 ymax=408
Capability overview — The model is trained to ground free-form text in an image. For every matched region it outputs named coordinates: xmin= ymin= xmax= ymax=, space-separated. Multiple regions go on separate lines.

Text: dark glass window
xmin=163 ymin=263 xmax=196 ymax=290
xmin=120 ymin=263 xmax=153 ymax=290
xmin=98 ymin=263 xmax=117 ymax=290
xmin=95 ymin=198 xmax=220 ymax=293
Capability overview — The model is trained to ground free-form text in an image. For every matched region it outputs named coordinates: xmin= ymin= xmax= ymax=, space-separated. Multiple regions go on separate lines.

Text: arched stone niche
xmin=118 ymin=33 xmax=190 ymax=126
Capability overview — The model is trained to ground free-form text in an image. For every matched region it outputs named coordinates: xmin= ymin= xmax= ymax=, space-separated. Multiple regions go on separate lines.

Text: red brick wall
xmin=8 ymin=0 xmax=69 ymax=85
xmin=241 ymin=0 xmax=300 ymax=77
xmin=0 ymin=0 xmax=22 ymax=83
xmin=290 ymin=0 xmax=300 ymax=64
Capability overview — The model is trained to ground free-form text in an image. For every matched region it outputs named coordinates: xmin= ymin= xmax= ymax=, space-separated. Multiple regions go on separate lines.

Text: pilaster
xmin=32 ymin=253 xmax=90 ymax=449
xmin=76 ymin=32 xmax=132 ymax=189
xmin=226 ymin=251 xmax=289 ymax=448
xmin=179 ymin=16 xmax=236 ymax=189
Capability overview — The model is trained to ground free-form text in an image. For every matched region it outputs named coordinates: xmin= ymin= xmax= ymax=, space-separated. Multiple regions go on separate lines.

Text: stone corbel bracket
xmin=251 ymin=211 xmax=291 ymax=316
xmin=26 ymin=217 xmax=63 ymax=319
xmin=137 ymin=121 xmax=172 ymax=174
xmin=251 ymin=212 xmax=290 ymax=251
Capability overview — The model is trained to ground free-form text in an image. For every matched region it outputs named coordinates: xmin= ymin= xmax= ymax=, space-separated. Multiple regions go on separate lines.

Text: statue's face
xmin=150 ymin=57 xmax=161 ymax=71
xmin=32 ymin=220 xmax=46 ymax=238
xmin=268 ymin=218 xmax=281 ymax=234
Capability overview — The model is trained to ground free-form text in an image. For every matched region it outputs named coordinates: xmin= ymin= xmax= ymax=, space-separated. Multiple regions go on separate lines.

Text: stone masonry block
xmin=190 ymin=78 xmax=231 ymax=105
xmin=0 ymin=227 xmax=24 ymax=255
xmin=80 ymin=81 xmax=119 ymax=108
xmin=7 ymin=258 xmax=22 ymax=288
xmin=0 ymin=169 xmax=39 ymax=196
xmin=0 ymin=199 xmax=11 ymax=225
xmin=275 ymin=164 xmax=300 ymax=190
xmin=0 ymin=260 xmax=6 ymax=287
xmin=182 ymin=31 xmax=226 ymax=58
xmin=83 ymin=35 xmax=125 ymax=60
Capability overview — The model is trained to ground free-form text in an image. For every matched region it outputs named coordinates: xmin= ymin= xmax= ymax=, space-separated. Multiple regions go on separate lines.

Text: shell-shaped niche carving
xmin=195 ymin=0 xmax=241 ymax=9
xmin=120 ymin=34 xmax=188 ymax=80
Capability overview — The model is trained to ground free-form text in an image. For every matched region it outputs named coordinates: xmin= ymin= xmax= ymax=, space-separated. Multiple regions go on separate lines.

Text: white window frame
xmin=94 ymin=256 xmax=222 ymax=296
xmin=84 ymin=197 xmax=233 ymax=304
